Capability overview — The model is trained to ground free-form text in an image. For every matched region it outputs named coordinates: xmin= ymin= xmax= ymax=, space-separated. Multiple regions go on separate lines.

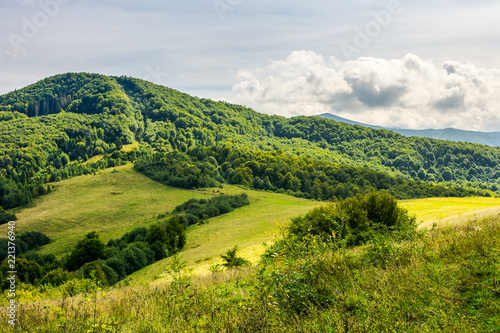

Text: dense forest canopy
xmin=1 ymin=72 xmax=499 ymax=211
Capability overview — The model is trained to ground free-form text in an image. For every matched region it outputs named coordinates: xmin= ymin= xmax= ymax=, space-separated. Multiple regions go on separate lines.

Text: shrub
xmin=173 ymin=193 xmax=250 ymax=226
xmin=0 ymin=206 xmax=16 ymax=225
xmin=20 ymin=231 xmax=51 ymax=249
xmin=150 ymin=241 xmax=167 ymax=261
xmin=0 ymin=258 xmax=43 ymax=286
xmin=81 ymin=261 xmax=108 ymax=286
xmin=289 ymin=192 xmax=416 ymax=247
xmin=39 ymin=268 xmax=74 ymax=287
xmin=120 ymin=227 xmax=148 ymax=244
xmin=60 ymin=277 xmax=95 ymax=297
xmin=66 ymin=231 xmax=106 ymax=271
xmin=221 ymin=246 xmax=250 ymax=269
xmin=163 ymin=217 xmax=186 ymax=253
xmin=0 ymin=231 xmax=51 ymax=261
xmin=103 ymin=257 xmax=127 ymax=279
xmin=98 ymin=262 xmax=119 ymax=285
xmin=121 ymin=245 xmax=149 ymax=274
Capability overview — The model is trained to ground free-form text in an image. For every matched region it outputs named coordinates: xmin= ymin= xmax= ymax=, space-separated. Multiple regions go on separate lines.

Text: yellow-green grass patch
xmin=121 ymin=141 xmax=140 ymax=152
xmin=82 ymin=154 xmax=104 ymax=165
xmin=401 ymin=197 xmax=500 ymax=229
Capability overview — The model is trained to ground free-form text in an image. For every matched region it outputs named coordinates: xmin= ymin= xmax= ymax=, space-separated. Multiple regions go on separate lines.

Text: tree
xmin=39 ymin=268 xmax=73 ymax=286
xmin=115 ymin=137 xmax=123 ymax=151
xmin=442 ymin=167 xmax=454 ymax=181
xmin=2 ymin=258 xmax=43 ymax=285
xmin=61 ymin=153 xmax=70 ymax=166
xmin=81 ymin=261 xmax=108 ymax=286
xmin=66 ymin=231 xmax=106 ymax=271
xmin=311 ymin=181 xmax=323 ymax=200
xmin=0 ymin=207 xmax=17 ymax=225
xmin=164 ymin=216 xmax=186 ymax=254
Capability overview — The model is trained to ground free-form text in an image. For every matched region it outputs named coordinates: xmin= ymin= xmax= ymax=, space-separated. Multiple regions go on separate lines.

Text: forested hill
xmin=0 ymin=73 xmax=499 ymax=210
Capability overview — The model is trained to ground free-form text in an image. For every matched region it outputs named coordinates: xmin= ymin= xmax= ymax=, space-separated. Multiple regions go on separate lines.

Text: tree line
xmin=135 ymin=144 xmax=489 ymax=201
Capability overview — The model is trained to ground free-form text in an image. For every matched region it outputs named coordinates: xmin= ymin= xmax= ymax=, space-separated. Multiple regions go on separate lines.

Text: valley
xmin=0 ymin=73 xmax=499 ymax=332
xmin=2 ymin=162 xmax=498 ymax=285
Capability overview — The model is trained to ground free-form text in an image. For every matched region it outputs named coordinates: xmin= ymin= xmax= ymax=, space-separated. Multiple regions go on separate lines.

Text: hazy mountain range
xmin=317 ymin=113 xmax=500 ymax=147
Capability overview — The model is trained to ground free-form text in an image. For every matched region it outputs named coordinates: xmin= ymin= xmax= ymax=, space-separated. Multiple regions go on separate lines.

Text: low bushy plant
xmin=289 ymin=192 xmax=417 ymax=247
xmin=39 ymin=268 xmax=74 ymax=287
xmin=221 ymin=246 xmax=250 ymax=269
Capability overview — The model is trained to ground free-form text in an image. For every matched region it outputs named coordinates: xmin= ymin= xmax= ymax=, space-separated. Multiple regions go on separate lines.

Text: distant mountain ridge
xmin=317 ymin=113 xmax=500 ymax=147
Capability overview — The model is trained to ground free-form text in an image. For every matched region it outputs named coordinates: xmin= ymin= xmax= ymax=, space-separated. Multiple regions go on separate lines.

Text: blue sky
xmin=1 ymin=0 xmax=500 ymax=130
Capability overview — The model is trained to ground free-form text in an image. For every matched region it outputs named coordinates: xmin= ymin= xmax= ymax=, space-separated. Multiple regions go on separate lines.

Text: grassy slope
xmin=134 ymin=196 xmax=500 ymax=285
xmin=0 ymin=164 xmax=212 ymax=256
xmin=128 ymin=187 xmax=321 ymax=284
xmin=3 ymin=214 xmax=499 ymax=332
xmin=3 ymin=162 xmax=499 ymax=282
xmin=0 ymin=163 xmax=320 ymax=268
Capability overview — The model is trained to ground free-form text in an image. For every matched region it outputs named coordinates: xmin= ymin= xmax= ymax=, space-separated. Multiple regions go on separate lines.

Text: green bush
xmin=60 ymin=277 xmax=95 ymax=297
xmin=39 ymin=268 xmax=74 ymax=287
xmin=173 ymin=193 xmax=250 ymax=226
xmin=103 ymin=257 xmax=127 ymax=280
xmin=264 ymin=246 xmax=333 ymax=314
xmin=98 ymin=262 xmax=119 ymax=286
xmin=66 ymin=231 xmax=106 ymax=271
xmin=81 ymin=261 xmax=108 ymax=287
xmin=19 ymin=231 xmax=51 ymax=249
xmin=289 ymin=192 xmax=416 ymax=247
xmin=0 ymin=231 xmax=51 ymax=262
xmin=221 ymin=246 xmax=250 ymax=269
xmin=0 ymin=207 xmax=16 ymax=225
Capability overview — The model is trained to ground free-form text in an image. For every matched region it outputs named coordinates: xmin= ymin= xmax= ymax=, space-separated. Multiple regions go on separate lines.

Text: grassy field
xmin=128 ymin=187 xmax=321 ymax=284
xmin=82 ymin=154 xmax=103 ymax=165
xmin=3 ymin=212 xmax=499 ymax=332
xmin=400 ymin=197 xmax=500 ymax=229
xmin=3 ymin=163 xmax=499 ymax=282
xmin=0 ymin=163 xmax=320 ymax=267
xmin=121 ymin=141 xmax=140 ymax=152
xmin=126 ymin=195 xmax=500 ymax=285
xmin=0 ymin=164 xmax=212 ymax=256
xmin=2 ymin=166 xmax=500 ymax=332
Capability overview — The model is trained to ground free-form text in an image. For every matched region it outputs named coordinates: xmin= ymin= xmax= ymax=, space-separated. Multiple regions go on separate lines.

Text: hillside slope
xmin=1 ymin=72 xmax=500 ymax=214
xmin=2 ymin=192 xmax=499 ymax=332
xmin=0 ymin=164 xmax=213 ymax=256
xmin=128 ymin=185 xmax=321 ymax=284
xmin=3 ymin=159 xmax=498 ymax=285
xmin=0 ymin=162 xmax=321 ymax=272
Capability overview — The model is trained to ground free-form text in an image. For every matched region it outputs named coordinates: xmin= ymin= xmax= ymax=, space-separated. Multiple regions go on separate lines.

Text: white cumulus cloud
xmin=232 ymin=51 xmax=500 ymax=131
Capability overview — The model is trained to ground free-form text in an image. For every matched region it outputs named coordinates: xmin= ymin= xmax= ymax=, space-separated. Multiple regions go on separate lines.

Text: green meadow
xmin=0 ymin=164 xmax=320 ymax=266
xmin=2 ymin=163 xmax=499 ymax=282
xmin=1 ymin=164 xmax=500 ymax=332
xmin=0 ymin=164 xmax=212 ymax=257
xmin=128 ymin=186 xmax=321 ymax=284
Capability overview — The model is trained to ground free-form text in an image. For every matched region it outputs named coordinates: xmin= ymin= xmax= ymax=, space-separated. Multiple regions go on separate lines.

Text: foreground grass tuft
xmin=2 ymin=215 xmax=499 ymax=332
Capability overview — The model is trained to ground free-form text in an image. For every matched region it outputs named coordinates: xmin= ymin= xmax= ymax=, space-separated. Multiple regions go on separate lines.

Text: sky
xmin=1 ymin=0 xmax=500 ymax=131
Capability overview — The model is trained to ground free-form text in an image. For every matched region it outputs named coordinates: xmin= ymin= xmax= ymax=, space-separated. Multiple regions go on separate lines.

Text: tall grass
xmin=1 ymin=216 xmax=499 ymax=332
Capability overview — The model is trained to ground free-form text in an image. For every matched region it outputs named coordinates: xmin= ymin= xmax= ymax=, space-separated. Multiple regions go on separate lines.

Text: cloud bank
xmin=232 ymin=51 xmax=500 ymax=131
